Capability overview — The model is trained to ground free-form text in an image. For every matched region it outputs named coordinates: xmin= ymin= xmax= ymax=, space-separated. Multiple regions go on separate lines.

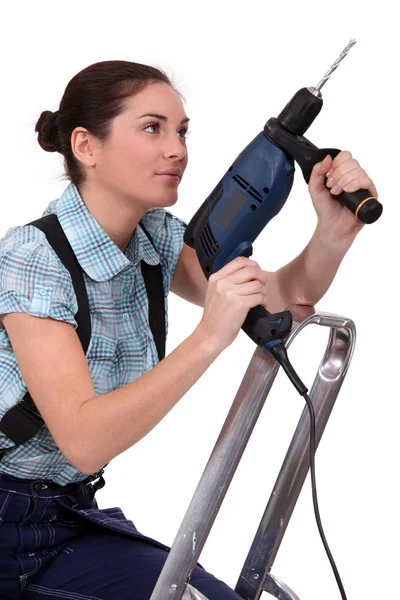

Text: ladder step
xmin=263 ymin=573 xmax=300 ymax=600
xmin=182 ymin=583 xmax=209 ymax=599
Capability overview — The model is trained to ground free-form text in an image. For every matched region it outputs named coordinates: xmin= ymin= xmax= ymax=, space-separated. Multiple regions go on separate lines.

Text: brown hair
xmin=35 ymin=60 xmax=174 ymax=186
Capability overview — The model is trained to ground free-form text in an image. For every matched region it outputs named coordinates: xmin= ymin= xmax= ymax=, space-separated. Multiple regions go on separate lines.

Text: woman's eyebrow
xmin=137 ymin=113 xmax=190 ymax=124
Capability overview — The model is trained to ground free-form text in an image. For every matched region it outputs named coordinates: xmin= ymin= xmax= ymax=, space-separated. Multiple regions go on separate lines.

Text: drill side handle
xmin=264 ymin=118 xmax=383 ymax=224
xmin=301 ymin=147 xmax=382 ymax=224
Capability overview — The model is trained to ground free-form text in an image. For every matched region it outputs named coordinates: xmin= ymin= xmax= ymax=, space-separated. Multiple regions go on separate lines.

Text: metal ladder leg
xmin=150 ymin=309 xmax=356 ymax=600
xmin=235 ymin=311 xmax=355 ymax=599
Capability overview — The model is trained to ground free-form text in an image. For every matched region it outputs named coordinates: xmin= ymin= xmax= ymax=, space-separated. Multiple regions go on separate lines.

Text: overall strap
xmin=29 ymin=214 xmax=91 ymax=351
xmin=0 ymin=214 xmax=91 ymax=451
xmin=139 ymin=222 xmax=166 ymax=361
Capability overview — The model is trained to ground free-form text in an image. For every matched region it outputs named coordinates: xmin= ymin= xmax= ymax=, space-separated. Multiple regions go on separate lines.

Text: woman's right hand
xmin=196 ymin=257 xmax=269 ymax=352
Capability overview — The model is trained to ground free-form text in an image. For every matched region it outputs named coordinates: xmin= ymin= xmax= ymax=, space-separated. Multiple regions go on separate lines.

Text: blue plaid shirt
xmin=0 ymin=183 xmax=186 ymax=485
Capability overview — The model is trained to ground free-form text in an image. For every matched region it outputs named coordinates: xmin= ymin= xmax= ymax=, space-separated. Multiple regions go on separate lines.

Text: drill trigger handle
xmin=242 ymin=305 xmax=293 ymax=347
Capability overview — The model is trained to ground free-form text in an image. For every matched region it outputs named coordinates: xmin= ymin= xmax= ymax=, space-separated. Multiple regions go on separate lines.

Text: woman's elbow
xmin=59 ymin=436 xmax=104 ymax=477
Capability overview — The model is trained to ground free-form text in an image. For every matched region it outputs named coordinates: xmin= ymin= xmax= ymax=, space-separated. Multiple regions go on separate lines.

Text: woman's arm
xmin=263 ymin=224 xmax=357 ymax=312
xmin=171 ymin=243 xmax=207 ymax=306
xmin=170 ymin=225 xmax=354 ymax=313
xmin=2 ymin=312 xmax=219 ymax=475
xmin=267 ymin=151 xmax=378 ymax=311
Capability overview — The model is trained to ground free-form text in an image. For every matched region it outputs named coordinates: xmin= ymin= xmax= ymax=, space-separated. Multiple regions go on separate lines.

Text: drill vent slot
xmin=233 ymin=175 xmax=263 ymax=202
xmin=200 ymin=224 xmax=219 ymax=258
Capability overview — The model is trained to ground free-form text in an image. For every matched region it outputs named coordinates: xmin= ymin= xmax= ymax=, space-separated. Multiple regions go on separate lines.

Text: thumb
xmin=308 ymin=154 xmax=333 ymax=196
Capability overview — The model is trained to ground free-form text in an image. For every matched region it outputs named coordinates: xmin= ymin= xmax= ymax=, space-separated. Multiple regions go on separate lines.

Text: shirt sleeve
xmin=140 ymin=209 xmax=187 ymax=294
xmin=0 ymin=227 xmax=78 ymax=344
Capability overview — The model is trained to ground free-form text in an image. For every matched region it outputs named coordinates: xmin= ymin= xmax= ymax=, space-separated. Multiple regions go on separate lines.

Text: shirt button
xmin=39 ymin=288 xmax=47 ymax=296
xmin=123 ymin=313 xmax=129 ymax=320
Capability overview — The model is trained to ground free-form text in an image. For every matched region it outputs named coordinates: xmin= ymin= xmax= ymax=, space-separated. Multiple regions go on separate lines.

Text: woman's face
xmin=92 ymin=82 xmax=189 ymax=209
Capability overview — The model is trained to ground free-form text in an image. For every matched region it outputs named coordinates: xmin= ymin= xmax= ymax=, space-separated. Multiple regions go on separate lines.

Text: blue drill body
xmin=186 ymin=132 xmax=295 ymax=276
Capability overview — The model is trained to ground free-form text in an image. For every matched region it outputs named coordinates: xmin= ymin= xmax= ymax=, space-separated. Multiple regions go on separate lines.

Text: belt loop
xmin=92 ymin=475 xmax=105 ymax=494
xmin=83 ymin=468 xmax=105 ymax=485
xmin=30 ymin=480 xmax=40 ymax=497
xmin=82 ymin=468 xmax=106 ymax=498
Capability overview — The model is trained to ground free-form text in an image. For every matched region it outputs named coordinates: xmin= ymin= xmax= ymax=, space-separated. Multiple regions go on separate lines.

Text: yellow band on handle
xmin=355 ymin=196 xmax=377 ymax=218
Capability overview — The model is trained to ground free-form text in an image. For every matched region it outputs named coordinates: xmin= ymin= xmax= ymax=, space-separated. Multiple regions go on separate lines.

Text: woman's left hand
xmin=308 ymin=151 xmax=378 ymax=239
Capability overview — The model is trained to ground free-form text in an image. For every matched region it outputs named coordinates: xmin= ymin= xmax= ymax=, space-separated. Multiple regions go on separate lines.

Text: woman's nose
xmin=163 ymin=135 xmax=187 ymax=160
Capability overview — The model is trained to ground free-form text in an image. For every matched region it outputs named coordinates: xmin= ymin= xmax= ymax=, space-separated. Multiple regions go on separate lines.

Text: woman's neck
xmin=77 ymin=181 xmax=147 ymax=253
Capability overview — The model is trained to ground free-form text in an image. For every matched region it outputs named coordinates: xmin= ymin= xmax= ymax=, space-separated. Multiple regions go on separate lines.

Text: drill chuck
xmin=277 ymin=87 xmax=323 ymax=136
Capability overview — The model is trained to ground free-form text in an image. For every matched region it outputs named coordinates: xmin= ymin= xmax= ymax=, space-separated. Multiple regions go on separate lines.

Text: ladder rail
xmin=150 ymin=309 xmax=356 ymax=600
xmin=235 ymin=312 xmax=355 ymax=598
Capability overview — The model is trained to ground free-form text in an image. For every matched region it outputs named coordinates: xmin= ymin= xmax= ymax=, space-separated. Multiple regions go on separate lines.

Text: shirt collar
xmin=125 ymin=223 xmax=160 ymax=268
xmin=42 ymin=183 xmax=160 ymax=282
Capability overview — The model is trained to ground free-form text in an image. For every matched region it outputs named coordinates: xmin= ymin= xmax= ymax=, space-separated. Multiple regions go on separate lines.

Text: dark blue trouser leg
xmin=23 ymin=529 xmax=242 ymax=599
xmin=0 ymin=475 xmax=242 ymax=600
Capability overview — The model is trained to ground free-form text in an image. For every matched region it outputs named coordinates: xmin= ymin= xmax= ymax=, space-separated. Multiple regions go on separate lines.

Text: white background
xmin=1 ymin=2 xmax=399 ymax=599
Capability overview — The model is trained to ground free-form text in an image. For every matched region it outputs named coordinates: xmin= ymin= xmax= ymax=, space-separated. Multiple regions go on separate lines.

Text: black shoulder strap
xmin=30 ymin=214 xmax=92 ymax=351
xmin=139 ymin=222 xmax=166 ymax=362
xmin=0 ymin=214 xmax=91 ymax=451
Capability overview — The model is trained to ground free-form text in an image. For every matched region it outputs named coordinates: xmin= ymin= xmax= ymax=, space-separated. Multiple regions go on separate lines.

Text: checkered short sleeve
xmin=0 ymin=226 xmax=78 ymax=345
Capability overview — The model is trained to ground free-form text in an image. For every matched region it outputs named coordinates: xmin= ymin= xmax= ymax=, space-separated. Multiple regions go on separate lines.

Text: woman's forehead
xmin=124 ymin=82 xmax=187 ymax=119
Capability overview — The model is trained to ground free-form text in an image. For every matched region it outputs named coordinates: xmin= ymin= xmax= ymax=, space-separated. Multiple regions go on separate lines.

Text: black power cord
xmin=269 ymin=342 xmax=348 ymax=600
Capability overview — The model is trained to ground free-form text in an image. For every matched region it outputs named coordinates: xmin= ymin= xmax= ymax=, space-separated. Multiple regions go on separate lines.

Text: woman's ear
xmin=70 ymin=127 xmax=98 ymax=168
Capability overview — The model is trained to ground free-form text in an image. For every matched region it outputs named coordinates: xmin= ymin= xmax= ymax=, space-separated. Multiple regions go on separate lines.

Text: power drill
xmin=184 ymin=39 xmax=382 ymax=360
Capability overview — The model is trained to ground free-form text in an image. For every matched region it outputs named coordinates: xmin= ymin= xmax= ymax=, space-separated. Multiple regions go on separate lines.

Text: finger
xmin=326 ymin=159 xmax=361 ymax=186
xmin=339 ymin=173 xmax=375 ymax=194
xmin=308 ymin=154 xmax=333 ymax=196
xmin=330 ymin=150 xmax=353 ymax=170
xmin=342 ymin=176 xmax=378 ymax=198
xmin=235 ymin=280 xmax=266 ymax=297
xmin=212 ymin=257 xmax=260 ymax=279
xmin=244 ymin=292 xmax=269 ymax=309
xmin=330 ymin=175 xmax=376 ymax=196
xmin=228 ymin=267 xmax=267 ymax=285
xmin=327 ymin=167 xmax=367 ymax=191
xmin=236 ymin=281 xmax=267 ymax=305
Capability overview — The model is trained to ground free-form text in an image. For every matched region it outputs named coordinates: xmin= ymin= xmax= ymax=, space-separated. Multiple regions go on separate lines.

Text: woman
xmin=0 ymin=60 xmax=377 ymax=599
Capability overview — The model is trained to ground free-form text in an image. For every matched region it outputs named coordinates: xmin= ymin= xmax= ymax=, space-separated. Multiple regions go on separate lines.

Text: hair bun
xmin=35 ymin=110 xmax=60 ymax=153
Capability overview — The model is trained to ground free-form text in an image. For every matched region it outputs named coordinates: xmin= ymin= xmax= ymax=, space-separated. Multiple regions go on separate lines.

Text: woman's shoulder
xmin=0 ymin=218 xmax=78 ymax=329
xmin=0 ymin=220 xmax=70 ymax=282
xmin=1 ymin=221 xmax=47 ymax=251
xmin=1 ymin=197 xmax=59 ymax=253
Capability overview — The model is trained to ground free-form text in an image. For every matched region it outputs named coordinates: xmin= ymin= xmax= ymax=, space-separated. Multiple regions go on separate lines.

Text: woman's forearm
xmin=266 ymin=224 xmax=358 ymax=311
xmin=71 ymin=327 xmax=221 ymax=474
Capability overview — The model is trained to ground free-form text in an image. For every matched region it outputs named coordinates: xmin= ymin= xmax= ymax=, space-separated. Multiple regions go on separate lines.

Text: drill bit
xmin=313 ymin=38 xmax=357 ymax=95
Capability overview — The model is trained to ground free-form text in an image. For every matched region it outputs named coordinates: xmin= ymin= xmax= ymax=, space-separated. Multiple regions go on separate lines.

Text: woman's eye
xmin=144 ymin=122 xmax=160 ymax=134
xmin=144 ymin=122 xmax=190 ymax=138
xmin=178 ymin=128 xmax=190 ymax=139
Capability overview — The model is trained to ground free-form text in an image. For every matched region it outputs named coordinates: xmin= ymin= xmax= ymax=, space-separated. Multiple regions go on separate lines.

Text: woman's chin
xmin=151 ymin=192 xmax=179 ymax=209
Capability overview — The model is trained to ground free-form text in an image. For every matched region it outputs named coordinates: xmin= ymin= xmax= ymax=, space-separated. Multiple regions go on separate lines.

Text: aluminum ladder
xmin=150 ymin=307 xmax=356 ymax=600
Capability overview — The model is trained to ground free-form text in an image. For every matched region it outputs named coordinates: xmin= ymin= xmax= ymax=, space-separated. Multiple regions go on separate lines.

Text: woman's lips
xmin=158 ymin=173 xmax=181 ymax=182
